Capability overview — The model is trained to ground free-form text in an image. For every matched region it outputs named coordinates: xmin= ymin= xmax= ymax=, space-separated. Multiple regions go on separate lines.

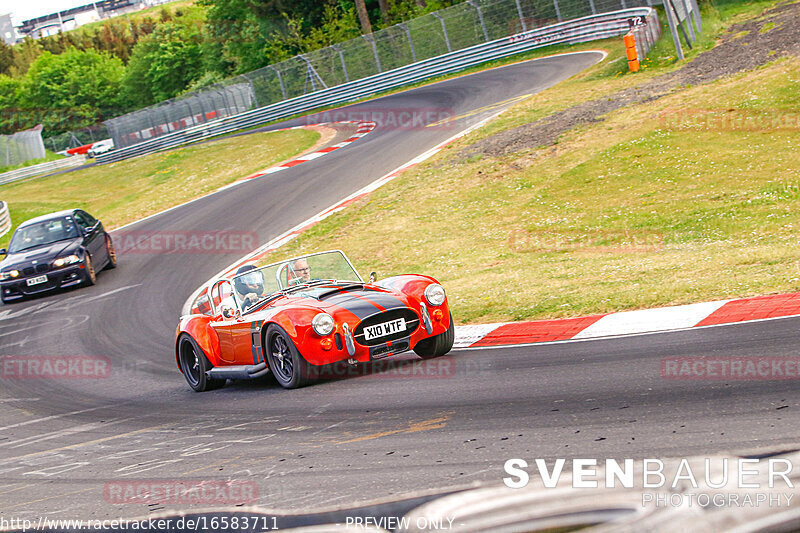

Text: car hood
xmin=306 ymin=286 xmax=414 ymax=320
xmin=1 ymin=241 xmax=76 ymax=269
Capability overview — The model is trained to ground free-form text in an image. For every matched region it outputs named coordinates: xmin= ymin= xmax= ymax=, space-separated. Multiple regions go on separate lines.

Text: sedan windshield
xmin=8 ymin=217 xmax=79 ymax=253
xmin=232 ymin=251 xmax=362 ymax=312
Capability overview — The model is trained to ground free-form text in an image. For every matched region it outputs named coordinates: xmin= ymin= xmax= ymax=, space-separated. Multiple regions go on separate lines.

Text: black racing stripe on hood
xmin=355 ymin=291 xmax=408 ymax=311
xmin=325 ymin=290 xmax=408 ymax=319
xmin=325 ymin=294 xmax=382 ymax=319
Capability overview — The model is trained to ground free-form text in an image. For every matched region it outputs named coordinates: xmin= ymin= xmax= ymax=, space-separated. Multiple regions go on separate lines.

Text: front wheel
xmin=264 ymin=324 xmax=316 ymax=389
xmin=104 ymin=235 xmax=117 ymax=270
xmin=413 ymin=313 xmax=455 ymax=359
xmin=177 ymin=334 xmax=225 ymax=392
xmin=83 ymin=254 xmax=97 ymax=286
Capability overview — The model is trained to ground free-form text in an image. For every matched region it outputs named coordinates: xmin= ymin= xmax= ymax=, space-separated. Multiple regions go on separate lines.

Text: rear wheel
xmin=104 ymin=235 xmax=117 ymax=270
xmin=83 ymin=254 xmax=96 ymax=286
xmin=265 ymin=324 xmax=316 ymax=389
xmin=413 ymin=313 xmax=455 ymax=359
xmin=177 ymin=334 xmax=225 ymax=392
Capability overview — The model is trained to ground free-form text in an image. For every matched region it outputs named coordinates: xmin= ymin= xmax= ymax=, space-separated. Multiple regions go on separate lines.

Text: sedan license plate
xmin=27 ymin=274 xmax=48 ymax=286
xmin=364 ymin=318 xmax=406 ymax=341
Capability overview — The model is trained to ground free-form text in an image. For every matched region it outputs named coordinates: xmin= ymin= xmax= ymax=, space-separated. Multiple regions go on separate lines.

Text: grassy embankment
xmin=0 ymin=128 xmax=319 ymax=249
xmin=272 ymin=0 xmax=800 ymax=324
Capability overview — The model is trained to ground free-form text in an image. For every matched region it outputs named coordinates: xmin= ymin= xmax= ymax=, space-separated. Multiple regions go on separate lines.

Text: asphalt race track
xmin=1 ymin=51 xmax=799 ymax=522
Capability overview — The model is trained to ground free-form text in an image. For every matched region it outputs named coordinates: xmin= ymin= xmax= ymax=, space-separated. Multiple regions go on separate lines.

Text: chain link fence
xmin=102 ymin=0 xmax=679 ymax=151
xmin=43 ymin=124 xmax=111 ymax=154
xmin=0 ymin=125 xmax=46 ymax=168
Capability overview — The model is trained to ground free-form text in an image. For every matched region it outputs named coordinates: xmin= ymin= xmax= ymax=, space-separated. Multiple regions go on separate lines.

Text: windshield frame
xmin=230 ymin=250 xmax=363 ymax=314
xmin=8 ymin=216 xmax=81 ymax=253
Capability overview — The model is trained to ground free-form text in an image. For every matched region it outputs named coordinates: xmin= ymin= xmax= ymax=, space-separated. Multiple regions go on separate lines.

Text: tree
xmin=20 ymin=48 xmax=125 ymax=111
xmin=0 ymin=42 xmax=13 ymax=76
xmin=355 ymin=0 xmax=373 ymax=34
xmin=121 ymin=22 xmax=204 ymax=107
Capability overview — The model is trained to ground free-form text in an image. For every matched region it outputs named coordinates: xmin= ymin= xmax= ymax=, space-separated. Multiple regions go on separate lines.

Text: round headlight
xmin=312 ymin=313 xmax=335 ymax=336
xmin=9 ymin=270 xmax=19 ymax=278
xmin=424 ymin=284 xmax=446 ymax=306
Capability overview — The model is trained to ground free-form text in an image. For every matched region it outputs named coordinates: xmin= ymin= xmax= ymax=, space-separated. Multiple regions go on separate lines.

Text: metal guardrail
xmin=0 ymin=201 xmax=11 ymax=239
xmin=0 ymin=155 xmax=87 ymax=186
xmin=98 ymin=8 xmax=659 ymax=164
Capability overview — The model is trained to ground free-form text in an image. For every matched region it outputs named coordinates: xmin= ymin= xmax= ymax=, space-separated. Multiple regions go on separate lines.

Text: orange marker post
xmin=624 ymin=32 xmax=639 ymax=72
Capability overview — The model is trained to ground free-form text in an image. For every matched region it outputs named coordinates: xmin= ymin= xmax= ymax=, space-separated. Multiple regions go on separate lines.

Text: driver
xmin=234 ymin=264 xmax=267 ymax=309
xmin=289 ymin=258 xmax=312 ymax=284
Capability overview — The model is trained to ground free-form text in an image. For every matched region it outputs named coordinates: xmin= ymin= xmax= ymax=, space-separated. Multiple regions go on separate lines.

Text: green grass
xmin=267 ymin=1 xmax=800 ymax=324
xmin=0 ymin=128 xmax=319 ymax=249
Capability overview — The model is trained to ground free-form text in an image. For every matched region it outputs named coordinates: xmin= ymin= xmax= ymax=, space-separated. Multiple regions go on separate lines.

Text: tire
xmin=104 ymin=235 xmax=117 ymax=270
xmin=264 ymin=324 xmax=316 ymax=389
xmin=413 ymin=313 xmax=455 ymax=359
xmin=83 ymin=254 xmax=97 ymax=286
xmin=177 ymin=334 xmax=225 ymax=392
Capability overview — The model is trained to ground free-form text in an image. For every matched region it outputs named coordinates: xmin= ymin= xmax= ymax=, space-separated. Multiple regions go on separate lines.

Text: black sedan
xmin=0 ymin=209 xmax=116 ymax=303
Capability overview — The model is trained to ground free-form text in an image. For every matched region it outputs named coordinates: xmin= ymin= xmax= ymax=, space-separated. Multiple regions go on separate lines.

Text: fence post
xmin=688 ymin=0 xmax=702 ymax=33
xmin=399 ymin=23 xmax=417 ymax=62
xmin=680 ymin=0 xmax=696 ymax=41
xmin=663 ymin=0 xmax=685 ymax=60
xmin=432 ymin=12 xmax=452 ymax=52
xmin=514 ymin=0 xmax=528 ymax=32
xmin=240 ymin=73 xmax=260 ymax=108
xmin=588 ymin=0 xmax=597 ymax=15
xmin=268 ymin=66 xmax=287 ymax=100
xmin=364 ymin=34 xmax=382 ymax=73
xmin=332 ymin=45 xmax=350 ymax=83
xmin=553 ymin=0 xmax=563 ymax=22
xmin=467 ymin=1 xmax=490 ymax=42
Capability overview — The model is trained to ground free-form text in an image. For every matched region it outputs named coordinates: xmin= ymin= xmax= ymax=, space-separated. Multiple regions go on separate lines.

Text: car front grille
xmin=354 ymin=308 xmax=420 ymax=347
xmin=21 ymin=265 xmax=50 ymax=276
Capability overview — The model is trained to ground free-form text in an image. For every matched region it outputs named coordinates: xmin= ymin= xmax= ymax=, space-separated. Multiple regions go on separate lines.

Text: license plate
xmin=364 ymin=318 xmax=406 ymax=341
xmin=27 ymin=275 xmax=47 ymax=286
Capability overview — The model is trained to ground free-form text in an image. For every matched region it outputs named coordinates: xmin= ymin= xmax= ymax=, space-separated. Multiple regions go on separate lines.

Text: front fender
xmin=175 ymin=315 xmax=221 ymax=370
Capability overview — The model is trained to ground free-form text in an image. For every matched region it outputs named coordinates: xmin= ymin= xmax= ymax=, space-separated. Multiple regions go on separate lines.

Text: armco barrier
xmin=0 ymin=155 xmax=87 ymax=186
xmin=0 ymin=201 xmax=11 ymax=238
xmin=98 ymin=8 xmax=660 ymax=164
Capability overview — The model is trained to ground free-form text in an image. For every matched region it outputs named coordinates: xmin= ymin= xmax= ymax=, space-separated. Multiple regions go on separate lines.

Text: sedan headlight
xmin=312 ymin=313 xmax=335 ymax=336
xmin=0 ymin=270 xmax=19 ymax=280
xmin=424 ymin=284 xmax=446 ymax=306
xmin=53 ymin=255 xmax=80 ymax=268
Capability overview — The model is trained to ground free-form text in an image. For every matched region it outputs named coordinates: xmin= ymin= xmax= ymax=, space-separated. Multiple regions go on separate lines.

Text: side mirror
xmin=84 ymin=227 xmax=94 ymax=237
xmin=221 ymin=305 xmax=238 ymax=319
xmin=369 ymin=272 xmax=377 ymax=283
xmin=0 ymin=249 xmax=6 ymax=256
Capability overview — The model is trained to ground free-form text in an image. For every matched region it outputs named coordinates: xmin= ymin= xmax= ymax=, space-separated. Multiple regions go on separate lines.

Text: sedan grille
xmin=354 ymin=308 xmax=420 ymax=347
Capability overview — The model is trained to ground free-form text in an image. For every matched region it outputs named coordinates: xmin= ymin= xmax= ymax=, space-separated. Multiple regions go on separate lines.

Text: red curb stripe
xmin=471 ymin=314 xmax=607 ymax=347
xmin=281 ymin=159 xmax=307 ymax=167
xmin=695 ymin=292 xmax=800 ymax=326
xmin=317 ymin=146 xmax=340 ymax=153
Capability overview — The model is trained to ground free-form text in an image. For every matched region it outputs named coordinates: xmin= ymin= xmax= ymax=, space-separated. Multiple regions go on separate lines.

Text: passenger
xmin=234 ymin=264 xmax=267 ymax=309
